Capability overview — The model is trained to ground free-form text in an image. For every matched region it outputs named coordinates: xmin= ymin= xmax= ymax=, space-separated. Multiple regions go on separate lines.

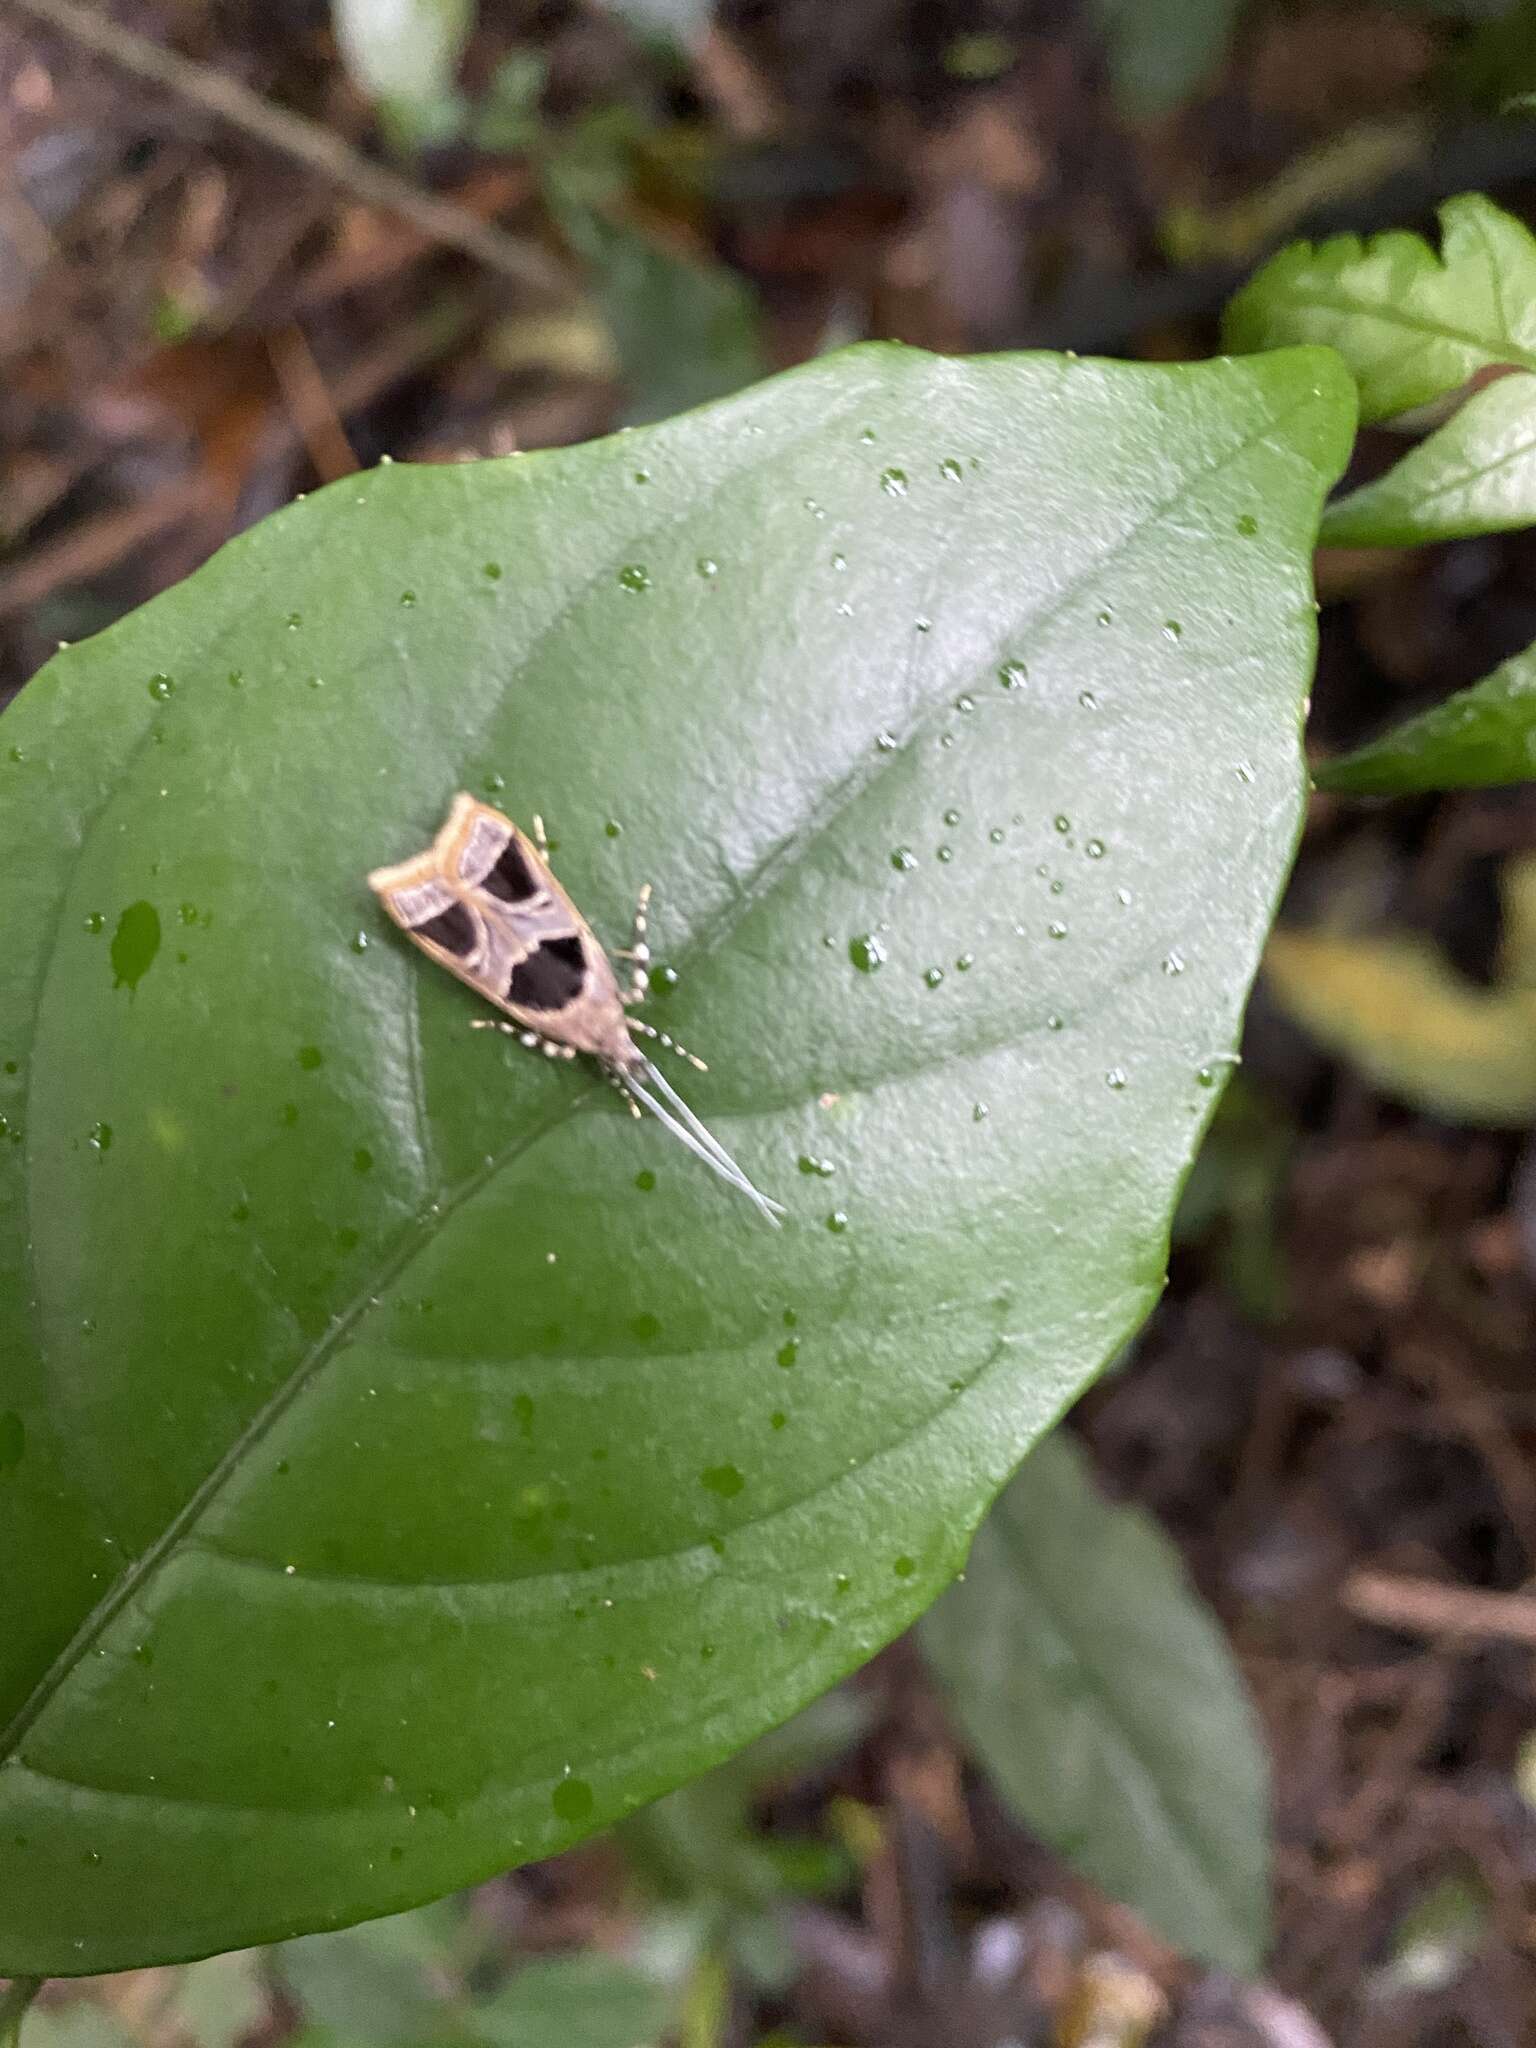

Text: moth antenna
xmin=626 ymin=1083 xmax=782 ymax=1226
xmin=623 ymin=1070 xmax=748 ymax=1190
xmin=625 ymin=1055 xmax=783 ymax=1226
xmin=621 ymin=1061 xmax=782 ymax=1224
xmin=627 ymin=1016 xmax=707 ymax=1071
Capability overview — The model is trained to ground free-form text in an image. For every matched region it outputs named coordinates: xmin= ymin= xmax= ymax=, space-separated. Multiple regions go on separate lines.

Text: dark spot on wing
xmin=481 ymin=837 xmax=542 ymax=904
xmin=415 ymin=902 xmax=476 ymax=958
xmin=508 ymin=934 xmax=587 ymax=1011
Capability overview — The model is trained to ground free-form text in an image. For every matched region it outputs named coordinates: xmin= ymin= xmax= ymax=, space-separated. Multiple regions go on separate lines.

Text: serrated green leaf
xmin=1321 ymin=371 xmax=1536 ymax=545
xmin=0 ymin=341 xmax=1350 ymax=1974
xmin=917 ymin=1431 xmax=1269 ymax=1972
xmin=1317 ymin=638 xmax=1536 ymax=793
xmin=1224 ymin=193 xmax=1536 ymax=423
xmin=1265 ymin=925 xmax=1536 ymax=1124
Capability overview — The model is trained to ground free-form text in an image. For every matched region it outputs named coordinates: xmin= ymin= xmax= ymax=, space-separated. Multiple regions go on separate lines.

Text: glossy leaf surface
xmin=0 ymin=342 xmax=1350 ymax=1973
xmin=1321 ymin=371 xmax=1536 ymax=547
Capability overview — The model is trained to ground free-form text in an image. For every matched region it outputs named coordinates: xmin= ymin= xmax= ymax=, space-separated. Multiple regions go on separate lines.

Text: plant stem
xmin=0 ymin=1979 xmax=43 ymax=2048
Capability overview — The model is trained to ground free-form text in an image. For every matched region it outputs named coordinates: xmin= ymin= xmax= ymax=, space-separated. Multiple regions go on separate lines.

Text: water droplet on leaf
xmin=111 ymin=902 xmax=161 ymax=992
xmin=551 ymin=1777 xmax=594 ymax=1824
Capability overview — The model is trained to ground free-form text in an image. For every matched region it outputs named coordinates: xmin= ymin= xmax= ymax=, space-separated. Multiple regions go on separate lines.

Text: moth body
xmin=368 ymin=793 xmax=782 ymax=1224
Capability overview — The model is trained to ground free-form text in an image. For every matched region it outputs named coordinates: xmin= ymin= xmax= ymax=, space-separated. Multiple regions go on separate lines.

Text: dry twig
xmin=11 ymin=0 xmax=572 ymax=299
xmin=1342 ymin=1568 xmax=1536 ymax=1646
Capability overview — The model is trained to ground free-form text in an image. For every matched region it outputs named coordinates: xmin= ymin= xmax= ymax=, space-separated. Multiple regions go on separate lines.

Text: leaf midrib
xmin=1330 ymin=416 xmax=1536 ymax=523
xmin=1271 ymin=285 xmax=1536 ymax=377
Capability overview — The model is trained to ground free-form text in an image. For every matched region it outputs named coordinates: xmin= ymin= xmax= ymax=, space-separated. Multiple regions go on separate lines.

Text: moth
xmin=367 ymin=792 xmax=783 ymax=1225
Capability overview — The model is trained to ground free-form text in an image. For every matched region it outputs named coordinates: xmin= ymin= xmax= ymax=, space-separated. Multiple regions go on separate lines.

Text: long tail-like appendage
xmin=622 ymin=1054 xmax=784 ymax=1226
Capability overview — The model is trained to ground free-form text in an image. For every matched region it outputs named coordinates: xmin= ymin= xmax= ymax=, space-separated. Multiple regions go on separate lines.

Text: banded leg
xmin=614 ymin=882 xmax=652 ymax=1005
xmin=629 ymin=1014 xmax=707 ymax=1072
xmin=609 ymin=1070 xmax=643 ymax=1118
xmin=469 ymin=1018 xmax=578 ymax=1059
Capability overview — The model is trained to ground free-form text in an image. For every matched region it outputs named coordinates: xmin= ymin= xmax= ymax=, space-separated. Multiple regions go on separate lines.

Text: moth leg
xmin=628 ymin=1014 xmax=708 ymax=1072
xmin=531 ymin=813 xmax=552 ymax=864
xmin=470 ymin=1018 xmax=577 ymax=1059
xmin=608 ymin=1070 xmax=643 ymax=1119
xmin=614 ymin=882 xmax=653 ymax=1005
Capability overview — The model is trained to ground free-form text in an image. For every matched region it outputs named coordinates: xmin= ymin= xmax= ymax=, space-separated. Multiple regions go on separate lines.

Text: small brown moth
xmin=368 ymin=793 xmax=783 ymax=1225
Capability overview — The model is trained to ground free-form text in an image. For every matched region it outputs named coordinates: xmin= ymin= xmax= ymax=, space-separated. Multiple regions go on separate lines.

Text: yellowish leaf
xmin=1265 ymin=925 xmax=1536 ymax=1125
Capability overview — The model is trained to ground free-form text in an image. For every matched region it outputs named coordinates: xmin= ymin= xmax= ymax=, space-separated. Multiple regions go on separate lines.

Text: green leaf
xmin=331 ymin=0 xmax=472 ymax=144
xmin=9 ymin=2010 xmax=134 ymax=2048
xmin=1317 ymin=638 xmax=1536 ymax=793
xmin=917 ymin=1431 xmax=1269 ymax=1972
xmin=1172 ymin=1077 xmax=1291 ymax=1324
xmin=1224 ymin=193 xmax=1536 ymax=424
xmin=163 ymin=1953 xmax=269 ymax=2048
xmin=471 ymin=52 xmax=548 ymax=155
xmin=276 ymin=1905 xmax=463 ymax=2039
xmin=618 ymin=1692 xmax=866 ymax=1980
xmin=1264 ymin=923 xmax=1536 ymax=1125
xmin=1089 ymin=0 xmax=1244 ymax=118
xmin=1321 ymin=371 xmax=1536 ymax=545
xmin=1372 ymin=1869 xmax=1489 ymax=1999
xmin=0 ymin=340 xmax=1351 ymax=1974
xmin=551 ymin=201 xmax=767 ymax=425
xmin=467 ymin=1956 xmax=672 ymax=2048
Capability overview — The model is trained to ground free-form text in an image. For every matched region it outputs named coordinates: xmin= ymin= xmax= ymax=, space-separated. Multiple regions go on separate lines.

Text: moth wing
xmin=370 ymin=793 xmax=629 ymax=1057
xmin=368 ymin=798 xmax=538 ymax=999
xmin=499 ymin=926 xmax=611 ymax=1019
xmin=451 ymin=803 xmax=553 ymax=909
